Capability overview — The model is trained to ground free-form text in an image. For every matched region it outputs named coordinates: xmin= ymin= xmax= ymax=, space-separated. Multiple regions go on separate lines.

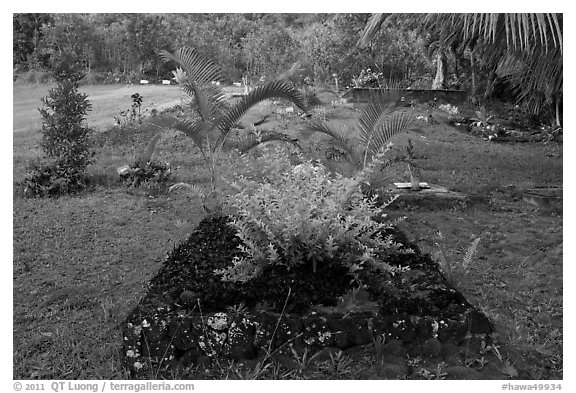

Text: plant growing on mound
xmin=154 ymin=47 xmax=308 ymax=212
xmin=117 ymin=132 xmax=172 ymax=191
xmin=22 ymin=54 xmax=94 ymax=197
xmin=216 ymin=146 xmax=406 ymax=283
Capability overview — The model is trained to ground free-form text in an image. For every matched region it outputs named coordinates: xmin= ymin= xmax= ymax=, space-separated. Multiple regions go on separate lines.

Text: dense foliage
xmin=13 ymin=13 xmax=562 ymax=122
xmin=219 ymin=147 xmax=407 ymax=283
xmin=22 ymin=55 xmax=94 ymax=197
xmin=13 ymin=13 xmax=431 ymax=88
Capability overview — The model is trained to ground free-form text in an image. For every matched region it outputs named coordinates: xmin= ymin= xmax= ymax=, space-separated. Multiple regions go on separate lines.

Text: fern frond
xmin=462 ymin=237 xmax=481 ymax=268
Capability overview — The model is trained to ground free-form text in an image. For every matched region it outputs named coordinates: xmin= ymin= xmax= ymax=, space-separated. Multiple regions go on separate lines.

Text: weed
xmin=435 ymin=231 xmax=481 ymax=283
xmin=289 ymin=346 xmax=323 ymax=374
xmin=315 ymin=351 xmax=354 ymax=379
xmin=416 ymin=362 xmax=448 ymax=380
xmin=372 ymin=333 xmax=387 ymax=360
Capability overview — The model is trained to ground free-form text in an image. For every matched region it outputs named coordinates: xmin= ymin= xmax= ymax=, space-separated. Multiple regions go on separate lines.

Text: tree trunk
xmin=470 ymin=51 xmax=476 ymax=96
xmin=555 ymin=98 xmax=562 ymax=127
xmin=431 ymin=51 xmax=447 ymax=90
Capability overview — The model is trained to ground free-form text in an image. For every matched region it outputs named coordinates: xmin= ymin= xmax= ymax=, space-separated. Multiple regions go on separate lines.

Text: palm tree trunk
xmin=431 ymin=51 xmax=446 ymax=90
xmin=470 ymin=51 xmax=476 ymax=96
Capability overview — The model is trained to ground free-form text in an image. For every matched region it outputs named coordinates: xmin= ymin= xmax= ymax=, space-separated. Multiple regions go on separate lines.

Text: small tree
xmin=23 ymin=54 xmax=94 ymax=196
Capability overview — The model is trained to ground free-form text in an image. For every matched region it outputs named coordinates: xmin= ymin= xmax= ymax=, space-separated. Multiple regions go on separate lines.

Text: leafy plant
xmin=435 ymin=232 xmax=481 ymax=283
xmin=21 ymin=161 xmax=87 ymax=197
xmin=305 ymin=99 xmax=414 ymax=194
xmin=305 ymin=100 xmax=414 ymax=169
xmin=216 ymin=147 xmax=405 ymax=283
xmin=315 ymin=351 xmax=354 ymax=379
xmin=22 ymin=53 xmax=94 ymax=197
xmin=471 ymin=106 xmax=495 ymax=128
xmin=157 ymin=47 xmax=308 ymax=213
xmin=352 ymin=67 xmax=383 ymax=88
xmin=372 ymin=333 xmax=387 ymax=360
xmin=117 ymin=132 xmax=172 ymax=191
xmin=119 ymin=161 xmax=171 ymax=190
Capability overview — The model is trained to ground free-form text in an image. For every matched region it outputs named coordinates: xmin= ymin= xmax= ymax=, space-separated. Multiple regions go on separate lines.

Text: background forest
xmin=13 ymin=13 xmax=471 ymax=91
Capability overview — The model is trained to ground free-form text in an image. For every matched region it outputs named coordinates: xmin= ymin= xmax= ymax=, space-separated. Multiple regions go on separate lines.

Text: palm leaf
xmin=422 ymin=13 xmax=562 ymax=120
xmin=167 ymin=117 xmax=210 ymax=157
xmin=365 ymin=112 xmax=414 ymax=159
xmin=136 ymin=131 xmax=163 ymax=167
xmin=358 ymin=13 xmax=391 ymax=46
xmin=357 ymin=101 xmax=398 ymax=147
xmin=168 ymin=182 xmax=206 ymax=199
xmin=231 ymin=130 xmax=300 ymax=154
xmin=215 ymin=80 xmax=307 ymax=135
xmin=434 ymin=13 xmax=563 ymax=55
xmin=160 ymin=47 xmax=226 ymax=122
xmin=304 ymin=119 xmax=360 ymax=166
xmin=160 ymin=47 xmax=222 ymax=84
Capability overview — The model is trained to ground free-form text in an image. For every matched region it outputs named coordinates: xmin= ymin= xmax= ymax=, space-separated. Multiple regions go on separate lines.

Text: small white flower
xmin=133 ymin=361 xmax=143 ymax=370
xmin=126 ymin=350 xmax=135 ymax=358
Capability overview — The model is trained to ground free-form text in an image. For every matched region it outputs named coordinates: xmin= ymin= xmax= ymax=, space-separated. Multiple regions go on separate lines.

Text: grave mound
xmin=122 ymin=215 xmax=493 ymax=378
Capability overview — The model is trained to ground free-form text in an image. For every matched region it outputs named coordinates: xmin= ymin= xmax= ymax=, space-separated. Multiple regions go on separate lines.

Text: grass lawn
xmin=12 ymin=84 xmax=563 ymax=379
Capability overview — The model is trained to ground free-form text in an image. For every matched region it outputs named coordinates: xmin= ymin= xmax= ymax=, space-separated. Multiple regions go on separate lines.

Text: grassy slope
xmin=13 ymin=85 xmax=563 ymax=379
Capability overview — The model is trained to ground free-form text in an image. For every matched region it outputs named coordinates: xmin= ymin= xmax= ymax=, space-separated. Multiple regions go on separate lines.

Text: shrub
xmin=31 ymin=53 xmax=94 ymax=196
xmin=118 ymin=161 xmax=172 ymax=190
xmin=217 ymin=147 xmax=406 ymax=283
xmin=21 ymin=161 xmax=87 ymax=197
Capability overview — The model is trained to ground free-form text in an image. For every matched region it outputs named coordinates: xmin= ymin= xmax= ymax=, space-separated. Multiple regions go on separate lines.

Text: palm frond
xmin=231 ymin=130 xmax=300 ymax=154
xmin=136 ymin=131 xmax=163 ymax=167
xmin=160 ymin=47 xmax=222 ymax=84
xmin=167 ymin=117 xmax=210 ymax=156
xmin=168 ymin=182 xmax=206 ymax=199
xmin=215 ymin=80 xmax=307 ymax=134
xmin=421 ymin=13 xmax=562 ymax=120
xmin=304 ymin=119 xmax=360 ymax=166
xmin=358 ymin=13 xmax=391 ymax=46
xmin=161 ymin=48 xmax=226 ymax=122
xmin=441 ymin=13 xmax=563 ymax=54
xmin=364 ymin=112 xmax=414 ymax=162
xmin=357 ymin=101 xmax=398 ymax=147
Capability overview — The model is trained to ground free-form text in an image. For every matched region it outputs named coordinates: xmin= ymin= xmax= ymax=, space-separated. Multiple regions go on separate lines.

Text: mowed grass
xmin=13 ymin=84 xmax=563 ymax=379
xmin=13 ymin=83 xmax=184 ymax=134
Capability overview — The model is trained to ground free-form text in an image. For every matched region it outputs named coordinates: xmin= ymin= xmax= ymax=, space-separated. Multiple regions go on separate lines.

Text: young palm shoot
xmin=153 ymin=47 xmax=308 ymax=212
xmin=305 ymin=100 xmax=415 ymax=195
